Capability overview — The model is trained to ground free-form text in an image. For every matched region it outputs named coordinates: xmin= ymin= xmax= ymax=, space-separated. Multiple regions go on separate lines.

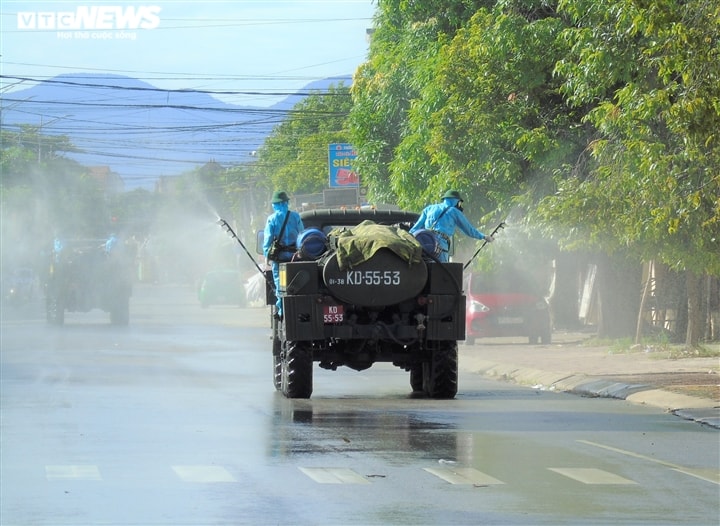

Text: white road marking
xmin=45 ymin=465 xmax=102 ymax=480
xmin=548 ymin=467 xmax=637 ymax=485
xmin=423 ymin=467 xmax=505 ymax=485
xmin=299 ymin=467 xmax=371 ymax=484
xmin=579 ymin=440 xmax=720 ymax=485
xmin=172 ymin=465 xmax=236 ymax=482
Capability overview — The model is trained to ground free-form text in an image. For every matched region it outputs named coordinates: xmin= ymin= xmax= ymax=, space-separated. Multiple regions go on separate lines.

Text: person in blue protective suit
xmin=263 ymin=190 xmax=304 ymax=319
xmin=410 ymin=189 xmax=493 ymax=262
xmin=105 ymin=233 xmax=118 ymax=254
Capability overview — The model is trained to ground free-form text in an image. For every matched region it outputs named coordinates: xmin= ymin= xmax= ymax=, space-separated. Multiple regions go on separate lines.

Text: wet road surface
xmin=1 ymin=284 xmax=718 ymax=525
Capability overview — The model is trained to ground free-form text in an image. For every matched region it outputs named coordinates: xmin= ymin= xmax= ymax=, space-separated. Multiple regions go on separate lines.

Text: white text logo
xmin=18 ymin=6 xmax=161 ymax=31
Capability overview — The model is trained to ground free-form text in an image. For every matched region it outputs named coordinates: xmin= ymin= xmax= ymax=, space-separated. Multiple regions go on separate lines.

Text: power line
xmin=0 ymin=73 xmax=352 ymax=186
xmin=0 ymin=74 xmax=352 ymax=99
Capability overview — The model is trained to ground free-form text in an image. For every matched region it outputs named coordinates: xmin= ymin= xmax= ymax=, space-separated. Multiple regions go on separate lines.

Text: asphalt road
xmin=1 ymin=284 xmax=718 ymax=525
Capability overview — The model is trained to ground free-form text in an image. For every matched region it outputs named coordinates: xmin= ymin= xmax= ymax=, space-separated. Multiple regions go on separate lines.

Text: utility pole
xmin=36 ymin=115 xmax=71 ymax=162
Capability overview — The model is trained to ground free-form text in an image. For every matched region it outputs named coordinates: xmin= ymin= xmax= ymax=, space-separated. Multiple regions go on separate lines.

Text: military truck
xmin=265 ymin=209 xmax=465 ymax=399
xmin=45 ymin=238 xmax=133 ymax=325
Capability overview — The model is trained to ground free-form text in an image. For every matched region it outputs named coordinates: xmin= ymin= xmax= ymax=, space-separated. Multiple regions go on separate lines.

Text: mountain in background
xmin=1 ymin=73 xmax=352 ymax=189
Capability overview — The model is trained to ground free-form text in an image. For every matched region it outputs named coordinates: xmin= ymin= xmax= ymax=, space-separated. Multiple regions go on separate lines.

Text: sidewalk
xmin=459 ymin=330 xmax=720 ymax=429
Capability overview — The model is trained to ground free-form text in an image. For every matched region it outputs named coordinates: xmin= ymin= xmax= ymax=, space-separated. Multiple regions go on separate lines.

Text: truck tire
xmin=281 ymin=341 xmax=313 ymax=399
xmin=273 ymin=353 xmax=282 ymax=391
xmin=272 ymin=315 xmax=282 ymax=390
xmin=410 ymin=364 xmax=424 ymax=392
xmin=272 ymin=335 xmax=282 ymax=391
xmin=425 ymin=343 xmax=458 ymax=399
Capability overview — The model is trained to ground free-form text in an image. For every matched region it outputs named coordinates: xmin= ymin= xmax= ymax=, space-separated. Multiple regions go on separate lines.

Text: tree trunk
xmin=596 ymin=252 xmax=642 ymax=339
xmin=685 ymin=271 xmax=703 ymax=348
xmin=549 ymin=253 xmax=583 ymax=329
xmin=635 ymin=261 xmax=653 ymax=345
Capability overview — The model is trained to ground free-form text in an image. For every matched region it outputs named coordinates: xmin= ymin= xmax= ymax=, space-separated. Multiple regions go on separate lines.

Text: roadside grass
xmin=666 ymin=344 xmax=720 ymax=359
xmin=582 ymin=335 xmax=720 ymax=360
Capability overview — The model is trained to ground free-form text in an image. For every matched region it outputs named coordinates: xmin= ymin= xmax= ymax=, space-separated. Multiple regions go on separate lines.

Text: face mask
xmin=272 ymin=202 xmax=288 ymax=213
xmin=443 ymin=197 xmax=461 ymax=210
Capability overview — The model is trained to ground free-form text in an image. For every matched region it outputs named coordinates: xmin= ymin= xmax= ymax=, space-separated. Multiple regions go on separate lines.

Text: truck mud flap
xmin=426 ymin=294 xmax=466 ymax=340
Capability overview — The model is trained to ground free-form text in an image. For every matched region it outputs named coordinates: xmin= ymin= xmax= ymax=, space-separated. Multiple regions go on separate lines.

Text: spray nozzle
xmin=217 ymin=218 xmax=231 ymax=232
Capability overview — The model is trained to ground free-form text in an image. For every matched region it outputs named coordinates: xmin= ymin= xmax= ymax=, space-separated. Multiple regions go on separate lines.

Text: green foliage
xmin=541 ymin=0 xmax=720 ymax=276
xmin=1 ymin=127 xmax=104 ymax=234
xmin=349 ymin=33 xmax=419 ymax=203
xmin=350 ymin=0 xmax=581 ymax=272
xmin=0 ymin=127 xmax=111 ymax=271
xmin=349 ymin=1 xmax=490 ymax=205
xmin=107 ymin=188 xmax=160 ymax=236
xmin=389 ymin=0 xmax=494 ymax=31
xmin=257 ymin=83 xmax=353 ymax=195
xmin=351 ymin=0 xmax=718 ymax=280
xmin=424 ymin=6 xmax=581 ymax=214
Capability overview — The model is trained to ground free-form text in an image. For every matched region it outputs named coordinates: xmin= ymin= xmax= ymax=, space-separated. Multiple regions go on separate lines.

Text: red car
xmin=464 ymin=269 xmax=552 ymax=345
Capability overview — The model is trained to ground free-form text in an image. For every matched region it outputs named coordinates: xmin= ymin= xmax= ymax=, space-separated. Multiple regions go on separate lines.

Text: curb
xmin=466 ymin=360 xmax=720 ymax=429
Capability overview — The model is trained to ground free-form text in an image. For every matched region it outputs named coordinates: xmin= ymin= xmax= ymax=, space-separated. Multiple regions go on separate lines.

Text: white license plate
xmin=497 ymin=317 xmax=523 ymax=325
xmin=323 ymin=304 xmax=344 ymax=323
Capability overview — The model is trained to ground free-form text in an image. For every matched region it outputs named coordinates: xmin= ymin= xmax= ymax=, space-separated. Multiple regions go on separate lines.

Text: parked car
xmin=464 ymin=268 xmax=552 ymax=345
xmin=198 ymin=269 xmax=246 ymax=308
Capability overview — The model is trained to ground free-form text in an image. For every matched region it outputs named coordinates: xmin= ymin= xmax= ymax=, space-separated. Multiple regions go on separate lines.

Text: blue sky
xmin=1 ymin=0 xmax=376 ymax=106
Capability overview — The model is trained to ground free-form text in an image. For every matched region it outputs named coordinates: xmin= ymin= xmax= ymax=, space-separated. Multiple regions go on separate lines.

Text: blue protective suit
xmin=263 ymin=202 xmax=304 ymax=315
xmin=409 ymin=198 xmax=487 ymax=262
xmin=105 ymin=234 xmax=118 ymax=254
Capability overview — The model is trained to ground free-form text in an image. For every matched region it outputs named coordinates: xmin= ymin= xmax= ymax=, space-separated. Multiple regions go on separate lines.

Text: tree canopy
xmin=256 ymin=83 xmax=354 ymax=195
xmin=349 ymin=0 xmax=719 ymax=279
xmin=1 ymin=127 xmax=110 ymax=270
xmin=541 ymin=0 xmax=720 ymax=277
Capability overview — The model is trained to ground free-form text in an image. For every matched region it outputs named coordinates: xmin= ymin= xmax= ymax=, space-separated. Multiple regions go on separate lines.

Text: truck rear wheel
xmin=273 ymin=352 xmax=282 ymax=390
xmin=273 ymin=338 xmax=282 ymax=391
xmin=410 ymin=364 xmax=424 ymax=392
xmin=425 ymin=343 xmax=458 ymax=399
xmin=272 ymin=315 xmax=282 ymax=390
xmin=281 ymin=341 xmax=313 ymax=399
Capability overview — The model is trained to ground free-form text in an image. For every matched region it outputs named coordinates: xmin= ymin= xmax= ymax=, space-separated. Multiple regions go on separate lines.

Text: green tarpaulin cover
xmin=331 ymin=220 xmax=423 ymax=270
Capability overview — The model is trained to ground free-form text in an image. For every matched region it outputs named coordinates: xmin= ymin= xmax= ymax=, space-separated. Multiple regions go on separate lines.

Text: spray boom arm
xmin=216 ymin=218 xmax=271 ymax=284
xmin=463 ymin=221 xmax=506 ymax=270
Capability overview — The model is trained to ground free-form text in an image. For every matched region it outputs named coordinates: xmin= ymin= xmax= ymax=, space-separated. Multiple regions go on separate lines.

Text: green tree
xmin=350 ymin=0 xmax=574 ymax=211
xmin=349 ymin=19 xmax=437 ymax=204
xmin=349 ymin=1 xmax=494 ymax=204
xmin=348 ymin=0 xmax=719 ymax=341
xmin=350 ymin=1 xmax=592 ymax=329
xmin=257 ymin=83 xmax=353 ymax=195
xmin=1 ymin=126 xmax=107 ymax=272
xmin=540 ymin=0 xmax=720 ymax=344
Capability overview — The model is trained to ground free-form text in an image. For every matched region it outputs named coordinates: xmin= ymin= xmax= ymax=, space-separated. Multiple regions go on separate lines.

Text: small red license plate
xmin=323 ymin=304 xmax=344 ymax=323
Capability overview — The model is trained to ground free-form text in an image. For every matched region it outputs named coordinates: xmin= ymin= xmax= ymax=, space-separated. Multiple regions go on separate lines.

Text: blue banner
xmin=328 ymin=143 xmax=359 ymax=188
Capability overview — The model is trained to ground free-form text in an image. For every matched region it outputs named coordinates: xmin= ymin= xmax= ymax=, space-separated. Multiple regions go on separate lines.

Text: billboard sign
xmin=328 ymin=143 xmax=359 ymax=188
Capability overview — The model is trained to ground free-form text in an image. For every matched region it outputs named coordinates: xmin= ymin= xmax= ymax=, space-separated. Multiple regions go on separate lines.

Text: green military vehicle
xmin=264 ymin=209 xmax=465 ymax=399
xmin=45 ymin=238 xmax=133 ymax=325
